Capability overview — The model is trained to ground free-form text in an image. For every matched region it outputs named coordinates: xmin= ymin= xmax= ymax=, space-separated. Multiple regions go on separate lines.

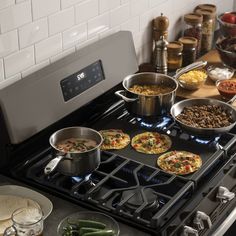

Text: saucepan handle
xmin=115 ymin=90 xmax=138 ymax=103
xmin=44 ymin=156 xmax=64 ymax=175
xmin=227 ymin=95 xmax=236 ymax=105
xmin=3 ymin=226 xmax=16 ymax=236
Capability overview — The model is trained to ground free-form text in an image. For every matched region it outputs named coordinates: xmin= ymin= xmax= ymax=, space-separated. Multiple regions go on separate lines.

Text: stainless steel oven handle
xmin=216 ymin=186 xmax=235 ymax=203
xmin=181 ymin=226 xmax=199 ymax=236
xmin=193 ymin=211 xmax=212 ymax=230
xmin=44 ymin=156 xmax=64 ymax=175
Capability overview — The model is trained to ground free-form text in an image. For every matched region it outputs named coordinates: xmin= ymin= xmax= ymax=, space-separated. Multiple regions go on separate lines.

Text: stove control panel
xmin=60 ymin=60 xmax=105 ymax=102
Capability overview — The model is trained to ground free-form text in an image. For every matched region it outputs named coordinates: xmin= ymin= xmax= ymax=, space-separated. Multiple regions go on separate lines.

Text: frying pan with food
xmin=170 ymin=95 xmax=236 ymax=137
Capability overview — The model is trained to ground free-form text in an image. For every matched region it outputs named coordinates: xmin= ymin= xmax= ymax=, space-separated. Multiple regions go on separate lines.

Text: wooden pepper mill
xmin=153 ymin=13 xmax=169 ymax=41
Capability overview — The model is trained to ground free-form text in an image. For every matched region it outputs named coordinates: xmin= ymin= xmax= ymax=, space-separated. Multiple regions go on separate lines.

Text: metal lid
xmin=195 ymin=8 xmax=214 ymax=20
xmin=195 ymin=4 xmax=216 ymax=13
xmin=184 ymin=13 xmax=203 ymax=24
xmin=178 ymin=37 xmax=198 ymax=49
xmin=167 ymin=41 xmax=183 ymax=53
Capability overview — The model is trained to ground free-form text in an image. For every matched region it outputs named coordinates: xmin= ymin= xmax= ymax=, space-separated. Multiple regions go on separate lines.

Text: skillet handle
xmin=44 ymin=156 xmax=64 ymax=175
xmin=227 ymin=95 xmax=236 ymax=105
xmin=115 ymin=90 xmax=138 ymax=103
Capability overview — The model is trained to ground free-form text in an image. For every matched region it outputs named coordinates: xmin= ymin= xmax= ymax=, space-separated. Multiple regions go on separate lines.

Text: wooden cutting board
xmin=177 ymin=50 xmax=236 ymax=107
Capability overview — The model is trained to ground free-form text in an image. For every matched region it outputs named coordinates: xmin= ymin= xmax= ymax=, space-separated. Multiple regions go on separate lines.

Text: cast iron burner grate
xmin=17 ymin=149 xmax=193 ymax=229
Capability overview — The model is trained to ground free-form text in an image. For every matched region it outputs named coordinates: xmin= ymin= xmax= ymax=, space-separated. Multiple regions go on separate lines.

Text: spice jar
xmin=195 ymin=4 xmax=216 ymax=31
xmin=178 ymin=37 xmax=197 ymax=66
xmin=183 ymin=13 xmax=203 ymax=57
xmin=167 ymin=41 xmax=183 ymax=71
xmin=195 ymin=8 xmax=214 ymax=55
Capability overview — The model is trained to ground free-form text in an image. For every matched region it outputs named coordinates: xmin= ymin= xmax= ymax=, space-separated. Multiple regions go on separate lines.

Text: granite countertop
xmin=0 ymin=174 xmax=151 ymax=236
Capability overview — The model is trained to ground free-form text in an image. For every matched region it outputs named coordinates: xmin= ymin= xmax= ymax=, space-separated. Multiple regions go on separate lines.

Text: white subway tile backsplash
xmin=99 ymin=0 xmax=120 ymax=13
xmin=131 ymin=0 xmax=149 ymax=17
xmin=0 ymin=30 xmax=18 ymax=57
xmin=49 ymin=8 xmax=75 ymax=35
xmin=32 ymin=0 xmax=60 ymax=20
xmin=0 ymin=0 xmax=235 ymax=83
xmin=21 ymin=59 xmax=49 ymax=78
xmin=0 ymin=59 xmax=4 ymax=81
xmin=76 ymin=35 xmax=99 ymax=50
xmin=6 ymin=73 xmax=21 ymax=81
xmin=121 ymin=16 xmax=139 ymax=34
xmin=35 ymin=34 xmax=62 ymax=63
xmin=149 ymin=0 xmax=166 ymax=8
xmin=75 ymin=0 xmax=99 ymax=24
xmin=88 ymin=13 xmax=109 ymax=38
xmin=50 ymin=47 xmax=75 ymax=63
xmin=0 ymin=1 xmax=32 ymax=33
xmin=0 ymin=0 xmax=14 ymax=10
xmin=61 ymin=0 xmax=85 ymax=9
xmin=99 ymin=26 xmax=120 ymax=38
xmin=4 ymin=46 xmax=34 ymax=77
xmin=63 ymin=23 xmax=87 ymax=49
xmin=110 ymin=4 xmax=130 ymax=27
xmin=19 ymin=18 xmax=48 ymax=49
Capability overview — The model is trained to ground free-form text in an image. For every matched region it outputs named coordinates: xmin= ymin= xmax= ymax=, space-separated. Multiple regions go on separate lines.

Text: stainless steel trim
xmin=213 ymin=207 xmax=236 ymax=236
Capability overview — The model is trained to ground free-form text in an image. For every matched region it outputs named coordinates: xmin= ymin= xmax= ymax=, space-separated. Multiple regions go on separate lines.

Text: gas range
xmin=0 ymin=31 xmax=235 ymax=236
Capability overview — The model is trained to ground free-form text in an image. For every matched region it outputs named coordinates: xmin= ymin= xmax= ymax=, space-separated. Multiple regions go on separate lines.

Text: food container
xmin=57 ymin=211 xmax=120 ymax=236
xmin=207 ymin=65 xmax=234 ymax=82
xmin=195 ymin=8 xmax=214 ymax=54
xmin=195 ymin=4 xmax=217 ymax=31
xmin=115 ymin=72 xmax=178 ymax=117
xmin=183 ymin=13 xmax=203 ymax=57
xmin=167 ymin=41 xmax=183 ymax=71
xmin=216 ymin=37 xmax=236 ymax=69
xmin=44 ymin=127 xmax=103 ymax=176
xmin=216 ymin=80 xmax=236 ymax=99
xmin=177 ymin=69 xmax=207 ymax=90
xmin=178 ymin=37 xmax=198 ymax=66
xmin=217 ymin=12 xmax=236 ymax=37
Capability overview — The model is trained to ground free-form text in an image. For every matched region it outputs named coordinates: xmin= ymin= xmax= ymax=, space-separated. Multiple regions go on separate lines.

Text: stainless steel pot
xmin=170 ymin=95 xmax=236 ymax=137
xmin=115 ymin=72 xmax=178 ymax=116
xmin=44 ymin=127 xmax=103 ymax=176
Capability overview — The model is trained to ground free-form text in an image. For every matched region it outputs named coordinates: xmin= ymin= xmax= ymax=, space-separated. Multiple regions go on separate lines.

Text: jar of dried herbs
xmin=195 ymin=8 xmax=214 ymax=55
xmin=183 ymin=13 xmax=203 ymax=57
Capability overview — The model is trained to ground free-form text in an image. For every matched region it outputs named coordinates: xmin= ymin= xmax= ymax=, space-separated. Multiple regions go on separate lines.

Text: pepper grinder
xmin=153 ymin=35 xmax=169 ymax=74
xmin=153 ymin=13 xmax=169 ymax=41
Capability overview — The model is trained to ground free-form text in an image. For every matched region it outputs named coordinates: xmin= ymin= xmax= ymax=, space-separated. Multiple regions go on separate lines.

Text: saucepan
xmin=170 ymin=95 xmax=236 ymax=137
xmin=44 ymin=127 xmax=103 ymax=176
xmin=115 ymin=72 xmax=178 ymax=116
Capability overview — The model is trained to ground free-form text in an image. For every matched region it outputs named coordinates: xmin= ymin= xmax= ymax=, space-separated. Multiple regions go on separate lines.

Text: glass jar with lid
xmin=195 ymin=4 xmax=216 ymax=31
xmin=178 ymin=37 xmax=198 ymax=66
xmin=183 ymin=13 xmax=203 ymax=57
xmin=167 ymin=41 xmax=183 ymax=71
xmin=195 ymin=8 xmax=214 ymax=55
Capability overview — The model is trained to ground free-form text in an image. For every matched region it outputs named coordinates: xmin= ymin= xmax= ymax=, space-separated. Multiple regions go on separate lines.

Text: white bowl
xmin=207 ymin=65 xmax=234 ymax=82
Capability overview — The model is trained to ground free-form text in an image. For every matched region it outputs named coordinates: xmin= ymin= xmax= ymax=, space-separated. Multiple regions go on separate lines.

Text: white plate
xmin=0 ymin=185 xmax=53 ymax=219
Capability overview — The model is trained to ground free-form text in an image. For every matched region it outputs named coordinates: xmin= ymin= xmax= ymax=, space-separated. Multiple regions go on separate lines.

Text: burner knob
xmin=216 ymin=186 xmax=235 ymax=204
xmin=181 ymin=226 xmax=199 ymax=236
xmin=193 ymin=211 xmax=212 ymax=230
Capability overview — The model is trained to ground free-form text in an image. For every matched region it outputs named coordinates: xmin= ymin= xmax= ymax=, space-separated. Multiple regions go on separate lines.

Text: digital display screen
xmin=60 ymin=60 xmax=105 ymax=102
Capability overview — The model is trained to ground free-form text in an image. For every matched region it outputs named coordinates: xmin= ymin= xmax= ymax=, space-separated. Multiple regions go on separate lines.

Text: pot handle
xmin=115 ymin=90 xmax=138 ymax=103
xmin=44 ymin=156 xmax=64 ymax=175
xmin=227 ymin=95 xmax=236 ymax=105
